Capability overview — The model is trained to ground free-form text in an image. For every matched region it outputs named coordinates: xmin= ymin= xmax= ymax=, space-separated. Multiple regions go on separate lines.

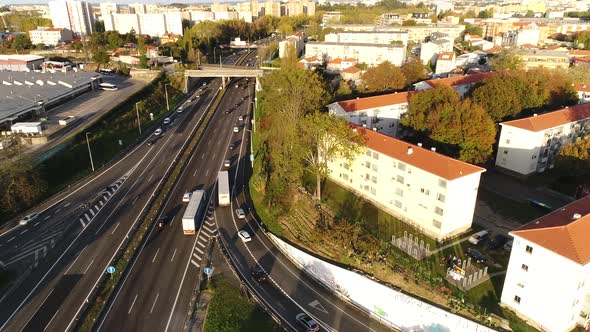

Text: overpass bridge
xmin=184 ymin=64 xmax=265 ymax=92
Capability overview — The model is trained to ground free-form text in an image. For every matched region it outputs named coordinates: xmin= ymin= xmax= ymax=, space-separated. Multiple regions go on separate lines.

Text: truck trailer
xmin=218 ymin=171 xmax=230 ymax=206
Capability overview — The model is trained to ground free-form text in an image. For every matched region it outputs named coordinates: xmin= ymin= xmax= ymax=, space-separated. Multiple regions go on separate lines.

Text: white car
xmin=233 ymin=126 xmax=239 ymax=133
xmin=235 ymin=208 xmax=246 ymax=219
xmin=182 ymin=192 xmax=191 ymax=202
xmin=163 ymin=117 xmax=171 ymax=125
xmin=235 ymin=84 xmax=239 ymax=88
xmin=177 ymin=106 xmax=184 ymax=113
xmin=238 ymin=115 xmax=244 ymax=121
xmin=154 ymin=128 xmax=163 ymax=136
xmin=468 ymin=230 xmax=489 ymax=245
xmin=238 ymin=230 xmax=252 ymax=243
xmin=224 ymin=159 xmax=231 ymax=168
xmin=19 ymin=213 xmax=38 ymax=226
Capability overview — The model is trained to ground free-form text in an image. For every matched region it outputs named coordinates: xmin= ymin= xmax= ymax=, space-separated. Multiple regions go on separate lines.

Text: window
xmin=503 ymin=150 xmax=508 ymax=154
xmin=370 ymin=187 xmax=377 ymax=195
xmin=343 ymin=163 xmax=350 ymax=170
xmin=363 ymin=185 xmax=370 ymax=192
xmin=395 ymin=188 xmax=403 ymax=197
xmin=396 ymin=175 xmax=404 ymax=184
xmin=392 ymin=161 xmax=397 ymax=168
xmin=438 ymin=179 xmax=446 ymax=188
xmin=342 ymin=174 xmax=349 ymax=181
xmin=394 ymin=200 xmax=402 ymax=208
xmin=531 ymin=154 xmax=536 ymax=159
xmin=525 ymin=245 xmax=533 ymax=254
xmin=420 ymin=188 xmax=430 ymax=195
xmin=365 ymin=161 xmax=371 ymax=169
xmin=506 ymin=139 xmax=510 ymax=144
xmin=372 ymin=164 xmax=378 ymax=172
xmin=398 ymin=162 xmax=406 ymax=171
xmin=371 ymin=176 xmax=377 ymax=183
xmin=372 ymin=152 xmax=379 ymax=160
xmin=436 ymin=193 xmax=445 ymax=203
xmin=434 ymin=207 xmax=443 ymax=216
xmin=514 ymin=295 xmax=521 ymax=304
xmin=433 ymin=220 xmax=442 ymax=229
xmin=517 ymin=283 xmax=524 ymax=288
xmin=365 ymin=150 xmax=372 ymax=157
xmin=521 ymin=264 xmax=528 ymax=272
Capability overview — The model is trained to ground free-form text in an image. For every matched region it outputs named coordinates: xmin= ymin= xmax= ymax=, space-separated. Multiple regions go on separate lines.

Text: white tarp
xmin=270 ymin=234 xmax=497 ymax=332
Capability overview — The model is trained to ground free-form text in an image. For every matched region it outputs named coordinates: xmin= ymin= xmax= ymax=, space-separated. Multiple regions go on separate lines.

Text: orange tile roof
xmin=520 ymin=43 xmax=538 ymax=49
xmin=483 ymin=45 xmax=503 ymax=54
xmin=424 ymin=72 xmax=493 ymax=88
xmin=568 ymin=50 xmax=590 ymax=57
xmin=501 ymin=103 xmax=590 ymax=132
xmin=337 ymin=91 xmax=413 ymax=112
xmin=329 ymin=58 xmax=342 ymax=64
xmin=343 ymin=57 xmax=357 ymax=62
xmin=575 ymin=56 xmax=590 ymax=63
xmin=511 ymin=196 xmax=590 ymax=265
xmin=302 ymin=56 xmax=319 ymax=62
xmin=438 ymin=52 xmax=454 ymax=61
xmin=353 ymin=125 xmax=485 ymax=180
xmin=341 ymin=66 xmax=361 ymax=74
xmin=574 ymin=83 xmax=590 ymax=92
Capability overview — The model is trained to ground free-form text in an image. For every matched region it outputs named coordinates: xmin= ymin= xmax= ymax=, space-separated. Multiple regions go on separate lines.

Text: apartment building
xmin=419 ymin=37 xmax=454 ymax=65
xmin=327 ymin=125 xmax=485 ymax=240
xmin=49 ymin=0 xmax=94 ymax=37
xmin=501 ymin=196 xmax=590 ymax=332
xmin=574 ymin=83 xmax=590 ymax=104
xmin=495 ymin=103 xmax=590 ymax=176
xmin=102 ymin=12 xmax=183 ymax=37
xmin=515 ymin=49 xmax=570 ymax=70
xmin=305 ymin=42 xmax=406 ymax=67
xmin=435 ymin=52 xmax=456 ymax=75
xmin=327 ymin=24 xmax=465 ymax=42
xmin=327 ymin=92 xmax=413 ymax=137
xmin=29 ymin=27 xmax=73 ymax=46
xmin=324 ymin=31 xmax=409 ymax=47
xmin=279 ymin=33 xmax=304 ymax=58
xmin=413 ymin=72 xmax=493 ymax=98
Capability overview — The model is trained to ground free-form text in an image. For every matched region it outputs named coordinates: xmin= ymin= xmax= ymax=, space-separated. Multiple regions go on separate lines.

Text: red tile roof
xmin=568 ymin=50 xmax=590 ymax=57
xmin=301 ymin=56 xmax=320 ymax=63
xmin=353 ymin=125 xmax=485 ymax=180
xmin=341 ymin=66 xmax=361 ymax=74
xmin=574 ymin=83 xmax=590 ymax=93
xmin=520 ymin=43 xmax=538 ymax=49
xmin=328 ymin=58 xmax=342 ymax=64
xmin=483 ymin=45 xmax=503 ymax=54
xmin=511 ymin=196 xmax=590 ymax=265
xmin=424 ymin=72 xmax=493 ymax=88
xmin=336 ymin=91 xmax=413 ymax=112
xmin=501 ymin=103 xmax=590 ymax=132
xmin=343 ymin=57 xmax=357 ymax=62
xmin=437 ymin=52 xmax=454 ymax=61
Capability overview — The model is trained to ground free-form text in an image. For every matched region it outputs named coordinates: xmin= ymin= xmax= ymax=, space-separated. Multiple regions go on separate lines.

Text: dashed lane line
xmin=194 ymin=247 xmax=204 ymax=255
xmin=83 ymin=259 xmax=95 ymax=274
xmin=110 ymin=223 xmax=120 ymax=235
xmin=128 ymin=294 xmax=138 ymax=315
xmin=170 ymin=249 xmax=177 ymax=262
xmin=149 ymin=293 xmax=159 ymax=314
xmin=152 ymin=248 xmax=160 ymax=263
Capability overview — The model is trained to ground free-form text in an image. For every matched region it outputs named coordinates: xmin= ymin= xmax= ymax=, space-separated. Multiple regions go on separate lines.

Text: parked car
xmin=238 ymin=115 xmax=244 ymax=121
xmin=182 ymin=192 xmax=191 ymax=202
xmin=251 ymin=265 xmax=267 ymax=283
xmin=465 ymin=248 xmax=487 ymax=264
xmin=504 ymin=240 xmax=514 ymax=251
xmin=235 ymin=208 xmax=246 ymax=219
xmin=154 ymin=128 xmax=163 ymax=136
xmin=19 ymin=213 xmax=38 ymax=226
xmin=295 ymin=313 xmax=319 ymax=332
xmin=487 ymin=234 xmax=509 ymax=249
xmin=177 ymin=106 xmax=184 ymax=113
xmin=238 ymin=230 xmax=252 ymax=243
xmin=147 ymin=138 xmax=157 ymax=145
xmin=468 ymin=230 xmax=489 ymax=245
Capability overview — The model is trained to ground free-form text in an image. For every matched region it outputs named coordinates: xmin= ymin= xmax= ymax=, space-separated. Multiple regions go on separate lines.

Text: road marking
xmin=20 ymin=288 xmax=54 ymax=332
xmin=79 ymin=219 xmax=86 ymax=228
xmin=83 ymin=259 xmax=95 ymax=274
xmin=44 ymin=309 xmax=60 ymax=331
xmin=170 ymin=249 xmax=178 ymax=263
xmin=43 ymin=215 xmax=51 ymax=221
xmin=111 ymin=223 xmax=120 ymax=235
xmin=203 ymin=225 xmax=215 ymax=234
xmin=84 ymin=213 xmax=90 ymax=221
xmin=131 ymin=196 xmax=139 ymax=206
xmin=150 ymin=293 xmax=159 ymax=314
xmin=33 ymin=222 xmax=40 ymax=227
xmin=90 ymin=209 xmax=95 ymax=217
xmin=64 ymin=245 xmax=87 ymax=275
xmin=193 ymin=168 xmax=198 ymax=177
xmin=94 ymin=205 xmax=100 ymax=213
xmin=200 ymin=232 xmax=210 ymax=239
xmin=55 ymin=209 xmax=61 ymax=214
xmin=148 ymin=174 xmax=153 ymax=182
xmin=192 ymin=252 xmax=200 ymax=260
xmin=152 ymin=248 xmax=160 ymax=263
xmin=20 ymin=229 xmax=28 ymax=235
xmin=194 ymin=246 xmax=205 ymax=255
xmin=63 ymin=202 xmax=70 ymax=208
xmin=7 ymin=237 xmax=15 ymax=243
xmin=309 ymin=300 xmax=328 ymax=314
xmin=196 ymin=240 xmax=206 ymax=248
xmin=191 ymin=260 xmax=199 ymax=268
xmin=212 ymin=152 xmax=216 ymax=159
xmin=201 ymin=153 xmax=204 ymax=159
xmin=205 ymin=169 xmax=209 ymax=177
xmin=128 ymin=294 xmax=138 ymax=314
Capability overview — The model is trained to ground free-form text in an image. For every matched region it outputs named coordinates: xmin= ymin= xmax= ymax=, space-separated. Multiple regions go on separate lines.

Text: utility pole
xmin=135 ymin=102 xmax=142 ymax=135
xmin=164 ymin=83 xmax=170 ymax=111
xmin=219 ymin=55 xmax=222 ymax=68
xmin=85 ymin=132 xmax=95 ymax=172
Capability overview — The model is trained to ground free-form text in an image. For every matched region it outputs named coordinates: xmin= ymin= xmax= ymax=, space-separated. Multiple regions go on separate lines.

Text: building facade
xmin=324 ymin=31 xmax=409 ymax=47
xmin=501 ymin=196 xmax=590 ymax=332
xmin=574 ymin=83 xmax=590 ymax=104
xmin=327 ymin=126 xmax=485 ymax=241
xmin=413 ymin=72 xmax=493 ymax=98
xmin=419 ymin=37 xmax=453 ymax=65
xmin=515 ymin=49 xmax=570 ymax=70
xmin=305 ymin=42 xmax=406 ymax=67
xmin=103 ymin=12 xmax=183 ymax=37
xmin=495 ymin=103 xmax=590 ymax=175
xmin=29 ymin=27 xmax=73 ymax=46
xmin=0 ymin=55 xmax=45 ymax=71
xmin=327 ymin=24 xmax=465 ymax=43
xmin=49 ymin=0 xmax=95 ymax=37
xmin=435 ymin=51 xmax=456 ymax=75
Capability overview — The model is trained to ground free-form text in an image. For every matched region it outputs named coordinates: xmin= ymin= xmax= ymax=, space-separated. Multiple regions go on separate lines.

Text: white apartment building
xmin=515 ymin=24 xmax=541 ymax=47
xmin=419 ymin=37 xmax=454 ymax=65
xmin=139 ymin=14 xmax=166 ymax=37
xmin=164 ymin=12 xmax=183 ymax=35
xmin=29 ymin=27 xmax=73 ymax=46
xmin=100 ymin=2 xmax=119 ymax=15
xmin=501 ymin=196 xmax=590 ymax=332
xmin=327 ymin=92 xmax=413 ymax=137
xmin=49 ymin=0 xmax=94 ymax=37
xmin=103 ymin=12 xmax=183 ymax=37
xmin=279 ymin=33 xmax=304 ymax=58
xmin=413 ymin=72 xmax=493 ymax=97
xmin=190 ymin=10 xmax=215 ymax=23
xmin=495 ymin=103 xmax=590 ymax=176
xmin=213 ymin=11 xmax=239 ymax=21
xmin=324 ymin=31 xmax=409 ymax=47
xmin=328 ymin=125 xmax=485 ymax=240
xmin=327 ymin=24 xmax=465 ymax=43
xmin=574 ymin=83 xmax=590 ymax=104
xmin=435 ymin=51 xmax=456 ymax=75
xmin=305 ymin=42 xmax=406 ymax=67
xmin=131 ymin=3 xmax=147 ymax=14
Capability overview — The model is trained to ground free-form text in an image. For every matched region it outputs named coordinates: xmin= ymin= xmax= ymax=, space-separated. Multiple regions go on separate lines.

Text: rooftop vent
xmin=431 ymin=147 xmax=436 ymax=152
xmin=573 ymin=213 xmax=582 ymax=220
xmin=533 ymin=113 xmax=538 ymax=116
xmin=407 ymin=147 xmax=413 ymax=155
xmin=417 ymin=142 xmax=422 ymax=147
xmin=373 ymin=127 xmax=377 ymax=131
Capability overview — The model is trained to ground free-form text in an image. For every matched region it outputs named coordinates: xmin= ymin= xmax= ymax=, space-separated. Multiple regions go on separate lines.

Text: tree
xmin=94 ymin=20 xmax=105 ymax=33
xmin=93 ymin=48 xmax=110 ymax=69
xmin=335 ymin=81 xmax=353 ymax=98
xmin=13 ymin=34 xmax=31 ymax=51
xmin=106 ymin=31 xmax=123 ymax=50
xmin=401 ymin=58 xmax=427 ymax=86
xmin=471 ymin=73 xmax=523 ymax=121
xmin=478 ymin=8 xmax=493 ymax=18
xmin=402 ymin=85 xmax=460 ymax=131
xmin=524 ymin=10 xmax=535 ymax=17
xmin=360 ymin=61 xmax=405 ymax=92
xmin=0 ymin=154 xmax=46 ymax=214
xmin=555 ymin=135 xmax=590 ymax=180
xmin=35 ymin=43 xmax=46 ymax=50
xmin=490 ymin=50 xmax=523 ymax=70
xmin=402 ymin=20 xmax=417 ymax=26
xmin=71 ymin=41 xmax=83 ymax=52
xmin=302 ymin=112 xmax=365 ymax=199
xmin=463 ymin=23 xmax=483 ymax=37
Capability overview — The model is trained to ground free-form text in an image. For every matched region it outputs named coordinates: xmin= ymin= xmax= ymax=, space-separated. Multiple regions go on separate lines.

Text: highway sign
xmin=204 ymin=267 xmax=212 ymax=276
xmin=107 ymin=266 xmax=115 ymax=274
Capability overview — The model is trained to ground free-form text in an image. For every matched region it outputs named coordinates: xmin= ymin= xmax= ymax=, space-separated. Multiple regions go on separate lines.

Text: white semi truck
xmin=182 ymin=190 xmax=205 ymax=235
xmin=218 ymin=171 xmax=230 ymax=206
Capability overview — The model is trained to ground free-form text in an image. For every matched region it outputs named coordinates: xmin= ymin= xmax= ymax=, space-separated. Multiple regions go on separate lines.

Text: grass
xmin=477 ymin=189 xmax=545 ymax=224
xmin=204 ymin=275 xmax=282 ymax=332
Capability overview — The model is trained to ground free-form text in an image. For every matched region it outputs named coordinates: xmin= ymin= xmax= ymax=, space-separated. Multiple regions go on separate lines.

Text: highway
xmin=0 ymin=71 xmax=220 ymax=332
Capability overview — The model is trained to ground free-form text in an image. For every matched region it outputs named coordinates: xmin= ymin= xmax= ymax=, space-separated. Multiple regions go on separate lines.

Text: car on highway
xmin=238 ymin=230 xmax=252 ymax=243
xmin=487 ymin=234 xmax=509 ymax=250
xmin=465 ymin=248 xmax=487 ymax=264
xmin=234 ymin=103 xmax=239 ymax=109
xmin=147 ymin=138 xmax=157 ymax=145
xmin=19 ymin=213 xmax=39 ymax=226
xmin=238 ymin=115 xmax=244 ymax=122
xmin=233 ymin=126 xmax=239 ymax=133
xmin=163 ymin=117 xmax=171 ymax=125
xmin=177 ymin=106 xmax=184 ymax=113
xmin=229 ymin=143 xmax=235 ymax=150
xmin=251 ymin=265 xmax=267 ymax=283
xmin=296 ymin=313 xmax=319 ymax=332
xmin=224 ymin=159 xmax=231 ymax=168
xmin=235 ymin=208 xmax=246 ymax=219
xmin=157 ymin=216 xmax=169 ymax=228
xmin=468 ymin=230 xmax=489 ymax=245
xmin=182 ymin=192 xmax=191 ymax=202
xmin=225 ymin=109 xmax=231 ymax=114
xmin=154 ymin=128 xmax=163 ymax=136
xmin=235 ymin=84 xmax=239 ymax=88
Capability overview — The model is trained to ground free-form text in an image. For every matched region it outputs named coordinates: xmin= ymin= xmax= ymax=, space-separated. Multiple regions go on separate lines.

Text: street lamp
xmin=164 ymin=83 xmax=170 ymax=111
xmin=135 ymin=102 xmax=142 ymax=135
xmin=85 ymin=132 xmax=95 ymax=172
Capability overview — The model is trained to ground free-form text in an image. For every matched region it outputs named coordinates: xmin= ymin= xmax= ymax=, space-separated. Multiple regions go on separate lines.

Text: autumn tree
xmin=0 ymin=152 xmax=46 ymax=216
xmin=360 ymin=61 xmax=406 ymax=92
xmin=302 ymin=112 xmax=365 ymax=200
xmin=402 ymin=85 xmax=459 ymax=130
xmin=401 ymin=58 xmax=427 ymax=86
xmin=490 ymin=50 xmax=523 ymax=70
xmin=555 ymin=135 xmax=590 ymax=179
xmin=471 ymin=73 xmax=523 ymax=121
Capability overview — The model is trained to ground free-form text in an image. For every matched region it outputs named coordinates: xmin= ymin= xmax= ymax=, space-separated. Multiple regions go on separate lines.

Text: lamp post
xmin=85 ymin=132 xmax=95 ymax=172
xmin=135 ymin=102 xmax=142 ymax=135
xmin=164 ymin=83 xmax=170 ymax=111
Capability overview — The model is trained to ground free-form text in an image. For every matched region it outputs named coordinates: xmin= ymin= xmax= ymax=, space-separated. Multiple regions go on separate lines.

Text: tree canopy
xmin=489 ymin=50 xmax=523 ymax=70
xmin=471 ymin=73 xmax=523 ymax=121
xmin=555 ymin=135 xmax=590 ymax=180
xmin=360 ymin=61 xmax=406 ymax=92
xmin=401 ymin=58 xmax=428 ymax=86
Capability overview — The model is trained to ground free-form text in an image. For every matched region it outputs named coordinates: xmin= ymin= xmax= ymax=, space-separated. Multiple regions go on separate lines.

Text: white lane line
xmin=128 ymin=294 xmax=138 ymax=314
xmin=131 ymin=196 xmax=139 ymax=206
xmin=193 ymin=168 xmax=198 ymax=177
xmin=90 ymin=209 xmax=96 ymax=217
xmin=192 ymin=252 xmax=200 ymax=260
xmin=190 ymin=260 xmax=199 ymax=268
xmin=150 ymin=293 xmax=159 ymax=314
xmin=94 ymin=206 xmax=100 ymax=213
xmin=148 ymin=174 xmax=153 ymax=182
xmin=110 ymin=223 xmax=120 ymax=235
xmin=20 ymin=288 xmax=54 ymax=332
xmin=43 ymin=216 xmax=51 ymax=221
xmin=195 ymin=246 xmax=204 ymax=255
xmin=212 ymin=152 xmax=216 ymax=159
xmin=33 ymin=222 xmax=40 ymax=227
xmin=169 ymin=216 xmax=177 ymax=226
xmin=79 ymin=219 xmax=86 ymax=228
xmin=201 ymin=153 xmax=204 ymax=159
xmin=63 ymin=202 xmax=70 ymax=208
xmin=196 ymin=240 xmax=206 ymax=248
xmin=55 ymin=209 xmax=61 ymax=214
xmin=205 ymin=169 xmax=209 ymax=177
xmin=7 ymin=237 xmax=15 ymax=243
xmin=20 ymin=229 xmax=28 ymax=235
xmin=170 ymin=248 xmax=177 ymax=262
xmin=44 ymin=309 xmax=60 ymax=331
xmin=83 ymin=259 xmax=95 ymax=274
xmin=64 ymin=245 xmax=87 ymax=275
xmin=203 ymin=225 xmax=215 ymax=234
xmin=200 ymin=232 xmax=210 ymax=239
xmin=152 ymin=248 xmax=160 ymax=263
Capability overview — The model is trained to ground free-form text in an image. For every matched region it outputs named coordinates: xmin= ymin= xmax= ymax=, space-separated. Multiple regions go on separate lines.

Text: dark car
xmin=225 ymin=109 xmax=231 ymax=114
xmin=147 ymin=138 xmax=158 ymax=145
xmin=487 ymin=234 xmax=509 ymax=250
xmin=251 ymin=266 xmax=267 ymax=283
xmin=157 ymin=216 xmax=169 ymax=228
xmin=465 ymin=248 xmax=487 ymax=264
xmin=296 ymin=313 xmax=319 ymax=332
xmin=229 ymin=143 xmax=235 ymax=150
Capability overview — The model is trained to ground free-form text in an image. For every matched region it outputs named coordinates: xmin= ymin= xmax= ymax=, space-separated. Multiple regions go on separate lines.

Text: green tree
xmin=525 ymin=10 xmax=535 ymax=18
xmin=0 ymin=154 xmax=46 ymax=214
xmin=13 ymin=34 xmax=32 ymax=51
xmin=94 ymin=20 xmax=105 ymax=33
xmin=35 ymin=43 xmax=46 ymax=50
xmin=335 ymin=81 xmax=353 ymax=98
xmin=71 ymin=41 xmax=83 ymax=52
xmin=302 ymin=112 xmax=365 ymax=199
xmin=555 ymin=135 xmax=590 ymax=180
xmin=478 ymin=8 xmax=493 ymax=18
xmin=360 ymin=61 xmax=406 ymax=92
xmin=463 ymin=23 xmax=483 ymax=37
xmin=402 ymin=19 xmax=417 ymax=26
xmin=401 ymin=58 xmax=427 ymax=86
xmin=402 ymin=85 xmax=460 ymax=131
xmin=106 ymin=31 xmax=123 ymax=50
xmin=471 ymin=73 xmax=523 ymax=121
xmin=490 ymin=50 xmax=523 ymax=70
xmin=93 ymin=48 xmax=110 ymax=69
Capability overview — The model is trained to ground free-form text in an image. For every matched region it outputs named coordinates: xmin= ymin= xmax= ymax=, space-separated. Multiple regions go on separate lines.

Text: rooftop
xmin=515 ymin=49 xmax=569 ymax=57
xmin=501 ymin=103 xmax=590 ymax=132
xmin=341 ymin=66 xmax=361 ymax=74
xmin=438 ymin=52 xmax=455 ymax=61
xmin=569 ymin=49 xmax=590 ymax=57
xmin=0 ymin=54 xmax=44 ymax=64
xmin=353 ymin=125 xmax=485 ymax=181
xmin=422 ymin=72 xmax=493 ymax=88
xmin=307 ymin=41 xmax=404 ymax=48
xmin=511 ymin=196 xmax=590 ymax=265
xmin=574 ymin=83 xmax=590 ymax=93
xmin=335 ymin=91 xmax=413 ymax=112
